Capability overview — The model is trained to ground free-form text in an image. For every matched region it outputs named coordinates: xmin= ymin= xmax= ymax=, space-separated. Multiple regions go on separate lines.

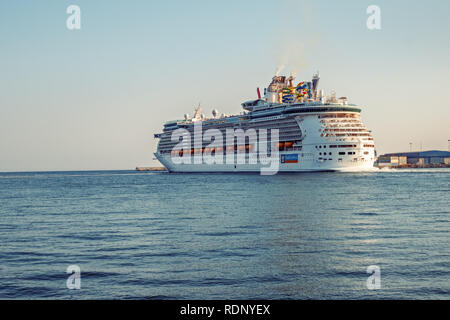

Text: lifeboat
xmin=278 ymin=142 xmax=285 ymax=149
xmin=285 ymin=141 xmax=294 ymax=148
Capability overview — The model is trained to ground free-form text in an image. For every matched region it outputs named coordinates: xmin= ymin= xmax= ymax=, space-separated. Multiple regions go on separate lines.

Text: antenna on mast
xmin=193 ymin=102 xmax=202 ymax=120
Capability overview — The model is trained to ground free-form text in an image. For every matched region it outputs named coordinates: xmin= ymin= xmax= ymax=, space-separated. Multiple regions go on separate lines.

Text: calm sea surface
xmin=0 ymin=169 xmax=449 ymax=299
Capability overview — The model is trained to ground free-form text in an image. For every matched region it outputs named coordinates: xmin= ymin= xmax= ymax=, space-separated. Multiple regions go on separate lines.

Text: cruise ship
xmin=154 ymin=72 xmax=375 ymax=173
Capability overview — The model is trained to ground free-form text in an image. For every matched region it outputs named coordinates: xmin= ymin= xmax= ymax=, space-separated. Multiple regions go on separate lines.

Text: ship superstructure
xmin=153 ymin=72 xmax=375 ymax=172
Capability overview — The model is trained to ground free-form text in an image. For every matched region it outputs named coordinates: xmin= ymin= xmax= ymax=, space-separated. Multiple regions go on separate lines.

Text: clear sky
xmin=1 ymin=0 xmax=449 ymax=171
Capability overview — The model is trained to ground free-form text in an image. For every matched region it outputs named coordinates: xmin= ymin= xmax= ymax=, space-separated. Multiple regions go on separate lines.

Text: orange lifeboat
xmin=285 ymin=141 xmax=294 ymax=148
xmin=278 ymin=142 xmax=285 ymax=149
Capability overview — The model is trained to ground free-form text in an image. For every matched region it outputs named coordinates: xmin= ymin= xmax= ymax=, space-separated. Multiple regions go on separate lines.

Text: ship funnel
xmin=287 ymin=74 xmax=294 ymax=87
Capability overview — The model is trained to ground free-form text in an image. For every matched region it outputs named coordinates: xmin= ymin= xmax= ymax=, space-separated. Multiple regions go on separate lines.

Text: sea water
xmin=0 ymin=169 xmax=449 ymax=299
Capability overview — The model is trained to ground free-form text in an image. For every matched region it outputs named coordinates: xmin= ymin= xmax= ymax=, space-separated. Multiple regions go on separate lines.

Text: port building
xmin=377 ymin=150 xmax=450 ymax=167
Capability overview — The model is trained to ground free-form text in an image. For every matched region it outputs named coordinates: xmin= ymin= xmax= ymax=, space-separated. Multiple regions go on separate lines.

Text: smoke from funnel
xmin=275 ymin=65 xmax=285 ymax=76
xmin=273 ymin=0 xmax=321 ymax=80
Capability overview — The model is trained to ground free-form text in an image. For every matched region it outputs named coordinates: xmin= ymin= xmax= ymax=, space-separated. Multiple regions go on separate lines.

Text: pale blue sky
xmin=1 ymin=0 xmax=449 ymax=171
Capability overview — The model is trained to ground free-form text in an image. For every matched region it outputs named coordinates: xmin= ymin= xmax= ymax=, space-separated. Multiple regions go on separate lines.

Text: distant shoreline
xmin=1 ymin=166 xmax=449 ymax=174
xmin=135 ymin=166 xmax=167 ymax=172
xmin=0 ymin=169 xmax=165 ymax=174
xmin=376 ymin=164 xmax=450 ymax=169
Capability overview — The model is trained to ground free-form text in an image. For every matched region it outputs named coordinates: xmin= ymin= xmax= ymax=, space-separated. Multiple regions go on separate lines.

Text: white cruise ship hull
xmin=155 ymin=152 xmax=373 ymax=173
xmin=155 ymin=151 xmax=375 ymax=173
